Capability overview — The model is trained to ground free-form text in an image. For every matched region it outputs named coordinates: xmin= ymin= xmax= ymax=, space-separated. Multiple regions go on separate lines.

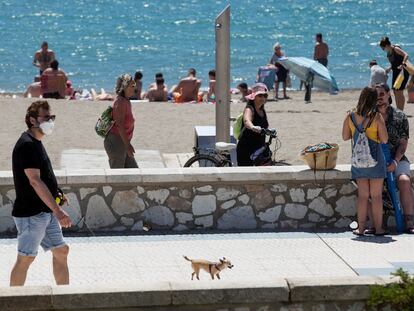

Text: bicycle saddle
xmin=215 ymin=142 xmax=237 ymax=151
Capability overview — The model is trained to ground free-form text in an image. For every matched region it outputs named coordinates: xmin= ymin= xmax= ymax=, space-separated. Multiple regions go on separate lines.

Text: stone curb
xmin=287 ymin=276 xmax=387 ymax=302
xmin=0 ymin=276 xmax=396 ymax=311
xmin=0 ymin=165 xmax=364 ymax=186
xmin=1 ymin=165 xmax=414 ymax=186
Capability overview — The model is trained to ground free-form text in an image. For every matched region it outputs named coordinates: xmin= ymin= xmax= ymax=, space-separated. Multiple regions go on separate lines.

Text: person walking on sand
xmin=10 ymin=100 xmax=72 ymax=286
xmin=104 ymin=74 xmax=138 ymax=168
xmin=314 ymin=33 xmax=329 ymax=67
xmin=369 ymin=60 xmax=387 ymax=87
xmin=33 ymin=42 xmax=55 ymax=75
xmin=268 ymin=43 xmax=290 ymax=100
xmin=379 ymin=37 xmax=410 ymax=110
xmin=342 ymin=87 xmax=388 ymax=236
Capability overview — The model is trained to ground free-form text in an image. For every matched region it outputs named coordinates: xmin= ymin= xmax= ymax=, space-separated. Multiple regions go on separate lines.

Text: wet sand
xmin=1 ymin=90 xmax=414 ymax=170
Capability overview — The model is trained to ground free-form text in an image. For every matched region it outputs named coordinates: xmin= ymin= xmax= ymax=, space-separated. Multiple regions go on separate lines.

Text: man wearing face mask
xmin=10 ymin=100 xmax=72 ymax=286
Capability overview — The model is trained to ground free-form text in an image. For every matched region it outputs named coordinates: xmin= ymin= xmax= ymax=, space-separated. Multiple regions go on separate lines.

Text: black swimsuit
xmin=387 ymin=45 xmax=409 ymax=90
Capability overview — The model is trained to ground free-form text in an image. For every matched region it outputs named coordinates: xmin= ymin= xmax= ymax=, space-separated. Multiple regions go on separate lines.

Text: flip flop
xmin=283 ymin=96 xmax=291 ymax=100
xmin=352 ymin=229 xmax=364 ymax=236
xmin=364 ymin=228 xmax=375 ymax=235
xmin=374 ymin=231 xmax=389 ymax=236
xmin=405 ymin=227 xmax=414 ymax=234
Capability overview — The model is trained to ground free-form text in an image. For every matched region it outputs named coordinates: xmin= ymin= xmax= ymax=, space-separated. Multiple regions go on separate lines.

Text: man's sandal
xmin=405 ymin=227 xmax=414 ymax=234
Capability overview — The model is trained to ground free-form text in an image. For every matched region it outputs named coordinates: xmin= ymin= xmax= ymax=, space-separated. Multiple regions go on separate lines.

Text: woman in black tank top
xmin=380 ymin=37 xmax=410 ymax=110
xmin=236 ymin=84 xmax=270 ymax=166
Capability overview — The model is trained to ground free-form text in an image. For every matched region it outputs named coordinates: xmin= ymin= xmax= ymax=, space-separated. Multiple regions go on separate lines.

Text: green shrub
xmin=368 ymin=268 xmax=414 ymax=311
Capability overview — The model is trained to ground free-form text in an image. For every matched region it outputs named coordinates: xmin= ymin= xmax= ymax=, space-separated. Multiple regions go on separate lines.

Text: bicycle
xmin=183 ymin=128 xmax=287 ymax=167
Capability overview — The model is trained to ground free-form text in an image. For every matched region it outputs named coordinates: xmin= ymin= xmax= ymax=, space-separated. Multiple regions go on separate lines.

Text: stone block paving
xmin=0 ymin=232 xmax=413 ymax=287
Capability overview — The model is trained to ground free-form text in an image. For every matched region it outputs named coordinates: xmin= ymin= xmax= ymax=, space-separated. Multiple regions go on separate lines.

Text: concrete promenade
xmin=1 ymin=232 xmax=413 ymax=287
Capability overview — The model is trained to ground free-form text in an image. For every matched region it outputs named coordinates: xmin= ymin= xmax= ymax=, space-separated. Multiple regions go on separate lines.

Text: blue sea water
xmin=0 ymin=0 xmax=413 ymax=93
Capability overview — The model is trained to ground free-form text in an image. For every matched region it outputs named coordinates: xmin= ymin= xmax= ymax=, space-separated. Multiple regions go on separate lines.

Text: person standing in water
xmin=33 ymin=42 xmax=55 ymax=75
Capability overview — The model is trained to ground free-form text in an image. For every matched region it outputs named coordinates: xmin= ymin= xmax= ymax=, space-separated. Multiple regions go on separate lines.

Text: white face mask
xmin=39 ymin=120 xmax=55 ymax=136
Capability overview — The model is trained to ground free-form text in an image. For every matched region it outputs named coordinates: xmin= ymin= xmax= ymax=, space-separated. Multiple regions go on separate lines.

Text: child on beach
xmin=342 ymin=87 xmax=388 ymax=236
xmin=237 ymin=83 xmax=252 ymax=102
xmin=131 ymin=71 xmax=143 ymax=100
xmin=207 ymin=70 xmax=216 ymax=103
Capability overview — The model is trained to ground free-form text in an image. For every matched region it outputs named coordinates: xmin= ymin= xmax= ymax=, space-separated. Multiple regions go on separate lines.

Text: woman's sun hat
xmin=245 ymin=83 xmax=268 ymax=100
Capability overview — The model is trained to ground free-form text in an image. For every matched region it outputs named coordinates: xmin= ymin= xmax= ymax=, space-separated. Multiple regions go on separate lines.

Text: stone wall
xmin=0 ymin=165 xmax=407 ymax=235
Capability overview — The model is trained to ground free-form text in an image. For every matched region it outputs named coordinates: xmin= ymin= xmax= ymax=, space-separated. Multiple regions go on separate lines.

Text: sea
xmin=0 ymin=0 xmax=413 ymax=93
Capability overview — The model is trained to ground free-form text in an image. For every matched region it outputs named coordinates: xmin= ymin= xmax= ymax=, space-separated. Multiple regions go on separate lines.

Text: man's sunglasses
xmin=38 ymin=115 xmax=56 ymax=121
xmin=257 ymin=93 xmax=268 ymax=98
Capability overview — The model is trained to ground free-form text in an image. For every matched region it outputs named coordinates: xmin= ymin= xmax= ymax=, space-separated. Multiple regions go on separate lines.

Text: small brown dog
xmin=183 ymin=256 xmax=233 ymax=280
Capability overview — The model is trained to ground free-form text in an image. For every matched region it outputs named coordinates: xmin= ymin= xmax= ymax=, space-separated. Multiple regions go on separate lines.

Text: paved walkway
xmin=0 ymin=232 xmax=413 ymax=287
xmin=61 ymin=149 xmax=193 ymax=169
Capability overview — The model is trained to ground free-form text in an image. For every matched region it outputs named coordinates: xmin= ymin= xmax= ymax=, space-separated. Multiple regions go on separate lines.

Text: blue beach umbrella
xmin=278 ymin=57 xmax=339 ymax=93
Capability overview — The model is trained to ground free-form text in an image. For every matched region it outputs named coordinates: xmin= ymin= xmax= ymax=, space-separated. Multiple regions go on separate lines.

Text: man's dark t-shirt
xmin=12 ymin=132 xmax=58 ymax=217
xmin=386 ymin=106 xmax=409 ymax=162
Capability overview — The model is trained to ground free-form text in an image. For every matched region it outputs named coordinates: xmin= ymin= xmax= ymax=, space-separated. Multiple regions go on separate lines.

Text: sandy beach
xmin=1 ymin=90 xmax=414 ymax=170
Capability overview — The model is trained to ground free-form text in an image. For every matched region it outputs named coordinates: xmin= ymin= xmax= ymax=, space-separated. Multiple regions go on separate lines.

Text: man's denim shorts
xmin=13 ymin=212 xmax=67 ymax=257
xmin=396 ymin=160 xmax=411 ymax=178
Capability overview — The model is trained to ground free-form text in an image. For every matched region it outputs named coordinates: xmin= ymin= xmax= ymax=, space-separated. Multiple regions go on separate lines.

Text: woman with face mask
xmin=104 ymin=74 xmax=138 ymax=168
xmin=379 ymin=37 xmax=410 ymax=111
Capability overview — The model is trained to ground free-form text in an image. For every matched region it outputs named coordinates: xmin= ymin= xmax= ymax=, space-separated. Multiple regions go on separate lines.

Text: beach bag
xmin=95 ymin=106 xmax=115 ymax=138
xmin=300 ymin=142 xmax=339 ymax=170
xmin=393 ymin=68 xmax=405 ymax=90
xmin=233 ymin=112 xmax=244 ymax=140
xmin=300 ymin=142 xmax=339 ymax=184
xmin=350 ymin=116 xmax=377 ymax=168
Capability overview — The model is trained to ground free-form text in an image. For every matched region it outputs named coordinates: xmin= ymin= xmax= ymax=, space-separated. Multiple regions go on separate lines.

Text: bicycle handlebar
xmin=260 ymin=128 xmax=277 ymax=137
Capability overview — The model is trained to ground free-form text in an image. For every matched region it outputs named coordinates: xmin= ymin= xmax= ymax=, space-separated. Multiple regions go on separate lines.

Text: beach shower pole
xmin=215 ymin=5 xmax=230 ymax=143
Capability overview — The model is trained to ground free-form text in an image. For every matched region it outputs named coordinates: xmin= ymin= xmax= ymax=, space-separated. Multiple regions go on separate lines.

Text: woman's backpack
xmin=350 ymin=113 xmax=377 ymax=168
xmin=95 ymin=106 xmax=115 ymax=138
xmin=233 ymin=112 xmax=244 ymax=140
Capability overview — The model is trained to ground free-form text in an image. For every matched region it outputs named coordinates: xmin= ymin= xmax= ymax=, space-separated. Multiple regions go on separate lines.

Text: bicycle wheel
xmin=183 ymin=154 xmax=221 ymax=167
